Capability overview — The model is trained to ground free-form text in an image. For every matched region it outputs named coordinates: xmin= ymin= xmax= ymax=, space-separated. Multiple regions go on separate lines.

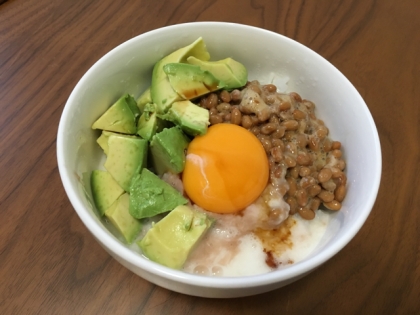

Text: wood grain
xmin=1 ymin=0 xmax=419 ymax=314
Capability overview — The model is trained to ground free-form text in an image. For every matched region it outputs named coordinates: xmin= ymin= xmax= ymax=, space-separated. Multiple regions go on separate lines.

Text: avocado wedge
xmin=150 ymin=37 xmax=210 ymax=114
xmin=138 ymin=205 xmax=213 ymax=269
xmin=187 ymin=56 xmax=248 ymax=89
xmin=92 ymin=94 xmax=140 ymax=134
xmin=163 ymin=63 xmax=224 ymax=100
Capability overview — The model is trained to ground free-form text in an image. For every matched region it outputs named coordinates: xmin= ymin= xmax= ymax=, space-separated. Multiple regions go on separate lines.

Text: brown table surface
xmin=1 ymin=0 xmax=419 ymax=314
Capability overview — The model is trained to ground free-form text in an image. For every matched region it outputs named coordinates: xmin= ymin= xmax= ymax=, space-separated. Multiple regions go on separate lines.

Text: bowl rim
xmin=57 ymin=21 xmax=382 ymax=289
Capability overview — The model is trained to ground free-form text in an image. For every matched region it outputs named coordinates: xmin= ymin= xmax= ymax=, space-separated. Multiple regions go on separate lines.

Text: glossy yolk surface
xmin=183 ymin=124 xmax=269 ymax=214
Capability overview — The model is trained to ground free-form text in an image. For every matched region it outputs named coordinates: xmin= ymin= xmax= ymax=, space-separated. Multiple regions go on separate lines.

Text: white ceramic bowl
xmin=57 ymin=22 xmax=381 ymax=298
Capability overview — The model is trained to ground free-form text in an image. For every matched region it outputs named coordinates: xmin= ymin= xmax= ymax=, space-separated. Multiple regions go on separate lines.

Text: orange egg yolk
xmin=182 ymin=123 xmax=269 ymax=214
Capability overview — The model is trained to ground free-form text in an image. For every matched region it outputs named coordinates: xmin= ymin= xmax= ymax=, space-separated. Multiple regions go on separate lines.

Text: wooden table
xmin=1 ymin=0 xmax=419 ymax=314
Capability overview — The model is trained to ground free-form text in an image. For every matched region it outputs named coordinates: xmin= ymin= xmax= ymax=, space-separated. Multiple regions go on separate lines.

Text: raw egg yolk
xmin=183 ymin=123 xmax=269 ymax=214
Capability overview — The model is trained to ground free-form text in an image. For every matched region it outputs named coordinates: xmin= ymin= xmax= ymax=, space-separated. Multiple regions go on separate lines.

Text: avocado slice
xmin=136 ymin=88 xmax=152 ymax=113
xmin=150 ymin=127 xmax=190 ymax=175
xmin=105 ymin=193 xmax=142 ymax=244
xmin=163 ymin=63 xmax=224 ymax=100
xmin=162 ymin=100 xmax=209 ymax=136
xmin=129 ymin=169 xmax=188 ymax=219
xmin=104 ymin=135 xmax=148 ymax=191
xmin=151 ymin=37 xmax=211 ymax=114
xmin=97 ymin=131 xmax=138 ymax=155
xmin=136 ymin=103 xmax=166 ymax=141
xmin=138 ymin=205 xmax=213 ymax=269
xmin=92 ymin=94 xmax=140 ymax=134
xmin=96 ymin=132 xmax=110 ymax=154
xmin=91 ymin=170 xmax=124 ymax=216
xmin=187 ymin=56 xmax=248 ymax=89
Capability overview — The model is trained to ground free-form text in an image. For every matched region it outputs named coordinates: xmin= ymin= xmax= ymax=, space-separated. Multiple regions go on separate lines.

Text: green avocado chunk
xmin=151 ymin=37 xmax=211 ymax=114
xmin=137 ymin=103 xmax=166 ymax=141
xmin=163 ymin=63 xmax=224 ymax=100
xmin=150 ymin=127 xmax=190 ymax=175
xmin=136 ymin=88 xmax=152 ymax=113
xmin=91 ymin=170 xmax=124 ymax=216
xmin=105 ymin=193 xmax=142 ymax=244
xmin=187 ymin=56 xmax=248 ymax=89
xmin=92 ymin=94 xmax=140 ymax=134
xmin=138 ymin=205 xmax=213 ymax=269
xmin=104 ymin=135 xmax=148 ymax=191
xmin=162 ymin=100 xmax=209 ymax=136
xmin=96 ymin=131 xmax=138 ymax=155
xmin=129 ymin=169 xmax=188 ymax=219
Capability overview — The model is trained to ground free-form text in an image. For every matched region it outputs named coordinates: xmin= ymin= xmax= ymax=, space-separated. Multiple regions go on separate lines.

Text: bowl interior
xmin=57 ymin=22 xmax=381 ymax=292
